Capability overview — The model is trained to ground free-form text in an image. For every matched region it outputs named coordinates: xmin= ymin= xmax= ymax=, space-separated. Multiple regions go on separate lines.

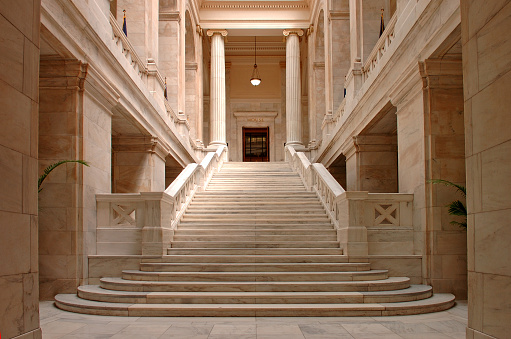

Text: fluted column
xmin=284 ymin=29 xmax=304 ymax=146
xmin=207 ymin=29 xmax=228 ymax=147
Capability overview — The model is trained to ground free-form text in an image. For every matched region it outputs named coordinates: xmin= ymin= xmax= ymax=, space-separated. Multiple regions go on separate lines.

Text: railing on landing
xmin=109 ymin=12 xmax=148 ymax=81
xmin=96 ymin=146 xmax=227 ymax=256
xmin=285 ymin=145 xmax=413 ymax=257
xmin=361 ymin=13 xmax=397 ymax=82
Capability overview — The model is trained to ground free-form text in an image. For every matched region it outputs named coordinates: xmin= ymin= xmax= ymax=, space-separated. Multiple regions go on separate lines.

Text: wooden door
xmin=243 ymin=127 xmax=269 ymax=162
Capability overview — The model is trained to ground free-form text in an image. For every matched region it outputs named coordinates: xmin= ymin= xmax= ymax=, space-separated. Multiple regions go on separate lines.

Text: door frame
xmin=242 ymin=127 xmax=269 ymax=162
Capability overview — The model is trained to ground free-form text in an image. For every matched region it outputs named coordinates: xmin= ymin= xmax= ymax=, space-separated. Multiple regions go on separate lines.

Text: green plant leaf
xmin=38 ymin=160 xmax=89 ymax=192
xmin=447 ymin=200 xmax=467 ymax=216
xmin=428 ymin=179 xmax=466 ymax=197
xmin=450 ymin=220 xmax=467 ymax=228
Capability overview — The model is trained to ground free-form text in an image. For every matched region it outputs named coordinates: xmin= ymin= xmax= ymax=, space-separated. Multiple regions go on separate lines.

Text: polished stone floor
xmin=40 ymin=300 xmax=467 ymax=339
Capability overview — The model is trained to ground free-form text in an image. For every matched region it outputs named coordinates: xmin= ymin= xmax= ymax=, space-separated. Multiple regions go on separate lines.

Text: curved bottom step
xmin=55 ymin=293 xmax=455 ymax=317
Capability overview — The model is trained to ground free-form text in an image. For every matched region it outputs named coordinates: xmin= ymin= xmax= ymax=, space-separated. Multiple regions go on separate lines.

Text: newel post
xmin=336 ymin=191 xmax=369 ymax=257
xmin=140 ymin=192 xmax=175 ymax=256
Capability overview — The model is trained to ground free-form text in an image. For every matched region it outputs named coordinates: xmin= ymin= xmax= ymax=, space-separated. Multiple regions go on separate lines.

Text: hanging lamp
xmin=250 ymin=36 xmax=261 ymax=86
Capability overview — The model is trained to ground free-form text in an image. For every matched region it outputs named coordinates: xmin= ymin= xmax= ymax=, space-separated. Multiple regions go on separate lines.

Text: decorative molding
xmin=329 ymin=11 xmax=349 ymax=19
xmin=306 ymin=24 xmax=314 ymax=36
xmin=233 ymin=111 xmax=278 ymax=119
xmin=185 ymin=62 xmax=198 ymax=70
xmin=196 ymin=25 xmax=203 ymax=37
xmin=313 ymin=61 xmax=325 ymax=69
xmin=283 ymin=29 xmax=304 ymax=37
xmin=159 ymin=12 xmax=181 ymax=22
xmin=206 ymin=29 xmax=228 ymax=37
xmin=201 ymin=1 xmax=308 ymax=10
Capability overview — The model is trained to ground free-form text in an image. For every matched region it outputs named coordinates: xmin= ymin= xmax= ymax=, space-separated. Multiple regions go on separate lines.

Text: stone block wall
xmin=462 ymin=1 xmax=511 ymax=338
xmin=0 ymin=0 xmax=42 ymax=338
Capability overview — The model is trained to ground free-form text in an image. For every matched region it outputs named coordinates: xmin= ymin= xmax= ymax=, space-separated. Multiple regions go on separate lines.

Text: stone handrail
xmin=286 ymin=145 xmax=413 ymax=257
xmin=109 ymin=12 xmax=147 ymax=80
xmin=285 ymin=145 xmax=345 ymax=228
xmin=96 ymin=146 xmax=227 ymax=256
xmin=362 ymin=13 xmax=397 ymax=81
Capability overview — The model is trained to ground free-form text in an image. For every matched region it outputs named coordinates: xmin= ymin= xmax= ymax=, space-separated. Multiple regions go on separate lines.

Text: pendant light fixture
xmin=250 ymin=36 xmax=261 ymax=86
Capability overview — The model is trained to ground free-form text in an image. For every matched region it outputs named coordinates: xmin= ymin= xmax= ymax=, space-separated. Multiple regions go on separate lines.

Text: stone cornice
xmin=201 ymin=1 xmax=308 ymax=10
xmin=159 ymin=12 xmax=181 ymax=22
xmin=329 ymin=11 xmax=349 ymax=19
xmin=206 ymin=29 xmax=228 ymax=37
xmin=233 ymin=111 xmax=278 ymax=119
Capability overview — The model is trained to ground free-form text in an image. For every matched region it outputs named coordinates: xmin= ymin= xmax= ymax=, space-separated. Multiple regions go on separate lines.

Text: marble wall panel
xmin=462 ymin=1 xmax=511 ymax=337
xmin=0 ymin=1 xmax=40 ymax=336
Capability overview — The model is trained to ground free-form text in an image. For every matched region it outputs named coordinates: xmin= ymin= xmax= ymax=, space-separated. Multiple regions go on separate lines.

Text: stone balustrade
xmin=110 ymin=12 xmax=148 ymax=81
xmin=361 ymin=13 xmax=397 ymax=82
xmin=96 ymin=146 xmax=227 ymax=256
xmin=286 ymin=146 xmax=413 ymax=257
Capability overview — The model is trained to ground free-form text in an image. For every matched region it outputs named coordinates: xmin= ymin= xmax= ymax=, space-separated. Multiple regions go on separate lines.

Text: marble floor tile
xmin=257 ymin=324 xmax=304 ymax=335
xmin=398 ymin=333 xmax=453 ymax=339
xmin=209 ymin=324 xmax=257 ymax=335
xmin=40 ymin=320 xmax=87 ymax=335
xmin=158 ymin=324 xmax=213 ymax=338
xmin=67 ymin=323 xmax=129 ymax=335
xmin=379 ymin=321 xmax=439 ymax=334
xmin=39 ymin=301 xmax=468 ymax=339
xmin=299 ymin=323 xmax=354 ymax=339
xmin=341 ymin=323 xmax=396 ymax=335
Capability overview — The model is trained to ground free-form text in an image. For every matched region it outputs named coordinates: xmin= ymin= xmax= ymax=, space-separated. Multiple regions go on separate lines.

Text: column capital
xmin=283 ymin=29 xmax=304 ymax=37
xmin=207 ymin=29 xmax=228 ymax=37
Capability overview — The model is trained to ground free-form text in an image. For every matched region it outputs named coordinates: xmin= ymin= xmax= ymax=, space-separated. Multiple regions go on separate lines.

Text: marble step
xmin=205 ymin=188 xmax=307 ymax=192
xmin=55 ymin=293 xmax=454 ymax=317
xmin=166 ymin=248 xmax=344 ymax=255
xmin=122 ymin=269 xmax=387 ymax=282
xmin=184 ymin=208 xmax=326 ymax=214
xmin=170 ymin=241 xmax=341 ymax=248
xmin=176 ymin=223 xmax=335 ymax=229
xmin=187 ymin=202 xmax=324 ymax=207
xmin=173 ymin=229 xmax=337 ymax=236
xmin=171 ymin=235 xmax=337 ymax=242
xmin=138 ymin=262 xmax=371 ymax=272
xmin=195 ymin=190 xmax=318 ymax=201
xmin=99 ymin=276 xmax=411 ymax=292
xmin=180 ymin=217 xmax=332 ymax=224
xmin=77 ymin=285 xmax=434 ymax=304
xmin=147 ymin=254 xmax=348 ymax=263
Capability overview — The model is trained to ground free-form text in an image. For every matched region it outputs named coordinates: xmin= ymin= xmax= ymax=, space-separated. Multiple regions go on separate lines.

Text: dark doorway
xmin=243 ymin=127 xmax=269 ymax=162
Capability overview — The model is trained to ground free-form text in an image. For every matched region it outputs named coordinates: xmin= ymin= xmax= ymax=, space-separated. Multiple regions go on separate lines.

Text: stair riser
xmin=166 ymin=249 xmax=344 ymax=255
xmin=77 ymin=291 xmax=432 ymax=305
xmin=180 ymin=218 xmax=332 ymax=224
xmin=123 ymin=272 xmax=386 ymax=282
xmin=99 ymin=281 xmax=411 ymax=293
xmin=172 ymin=236 xmax=337 ymax=241
xmin=139 ymin=263 xmax=371 ymax=273
xmin=170 ymin=242 xmax=341 ymax=248
xmin=176 ymin=224 xmax=335 ymax=230
xmin=150 ymin=255 xmax=348 ymax=263
xmin=174 ymin=231 xmax=337 ymax=236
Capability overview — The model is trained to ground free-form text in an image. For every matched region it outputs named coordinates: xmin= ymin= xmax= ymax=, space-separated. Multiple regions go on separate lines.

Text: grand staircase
xmin=55 ymin=162 xmax=455 ymax=316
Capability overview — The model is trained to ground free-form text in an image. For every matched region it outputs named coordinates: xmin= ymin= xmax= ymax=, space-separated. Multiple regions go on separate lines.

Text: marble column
xmin=207 ymin=29 xmax=228 ymax=148
xmin=284 ymin=29 xmax=304 ymax=146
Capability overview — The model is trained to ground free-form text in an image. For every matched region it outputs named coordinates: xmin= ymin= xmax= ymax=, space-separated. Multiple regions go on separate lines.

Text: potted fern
xmin=429 ymin=179 xmax=467 ymax=229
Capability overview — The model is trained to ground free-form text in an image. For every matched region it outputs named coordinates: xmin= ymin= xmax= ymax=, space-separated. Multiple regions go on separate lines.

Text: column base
xmin=285 ymin=141 xmax=303 ymax=147
xmin=208 ymin=141 xmax=227 ymax=149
